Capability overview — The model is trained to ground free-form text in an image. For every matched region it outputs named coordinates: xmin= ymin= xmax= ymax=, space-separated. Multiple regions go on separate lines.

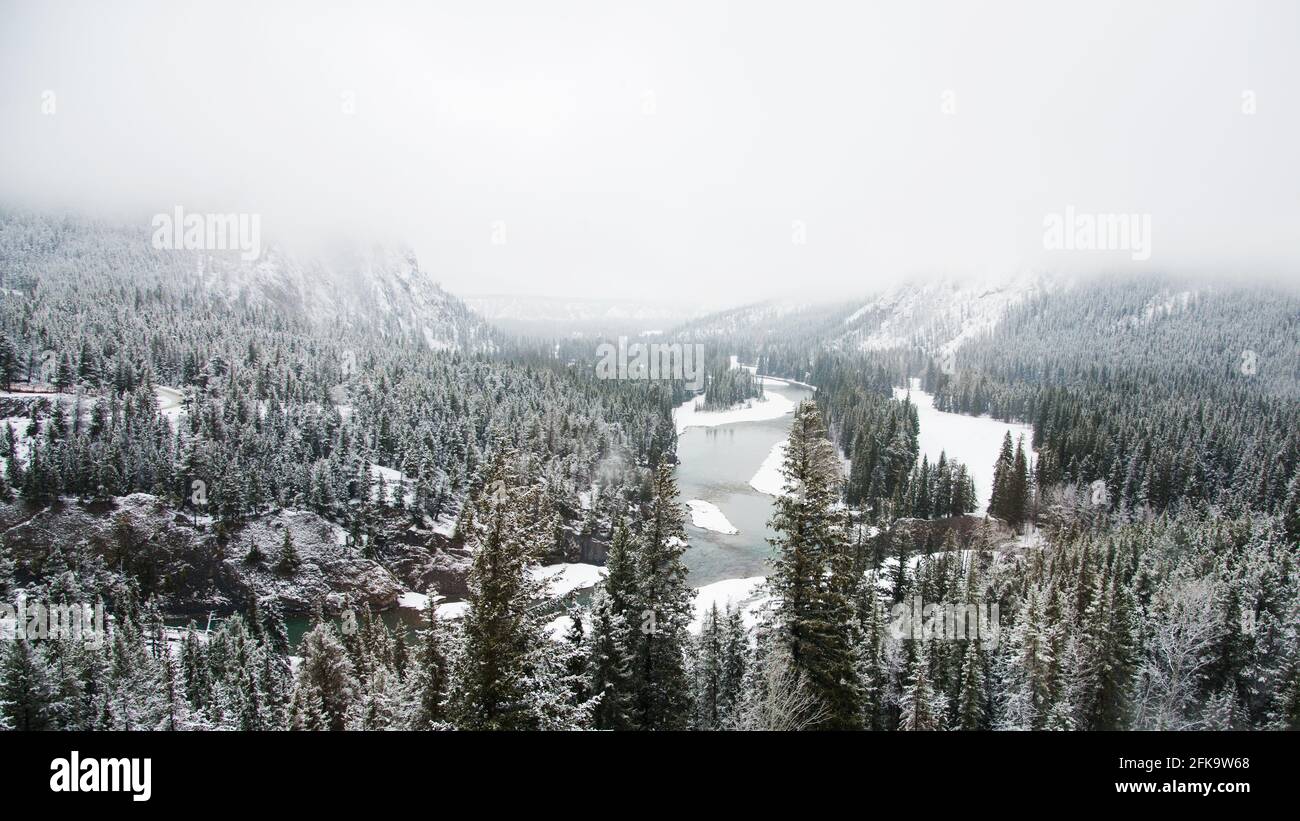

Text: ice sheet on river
xmin=686 ymin=499 xmax=739 ymax=534
xmin=748 ymin=439 xmax=788 ymax=496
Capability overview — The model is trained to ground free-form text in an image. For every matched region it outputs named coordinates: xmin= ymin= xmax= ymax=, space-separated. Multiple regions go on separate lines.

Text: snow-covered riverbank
xmin=689 ymin=576 xmax=768 ymax=633
xmin=673 ymin=384 xmax=796 ymax=434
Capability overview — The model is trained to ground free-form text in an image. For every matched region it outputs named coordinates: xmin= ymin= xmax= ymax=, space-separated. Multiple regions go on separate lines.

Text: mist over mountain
xmin=463 ymin=293 xmax=705 ymax=338
xmin=1 ymin=0 xmax=1299 ymax=761
xmin=0 ymin=209 xmax=495 ymax=353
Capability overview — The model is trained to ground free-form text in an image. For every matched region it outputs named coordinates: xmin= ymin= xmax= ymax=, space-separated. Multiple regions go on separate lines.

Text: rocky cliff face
xmin=0 ymin=493 xmax=471 ymax=617
xmin=0 ymin=210 xmax=497 ymax=354
xmin=195 ymin=241 xmax=497 ymax=352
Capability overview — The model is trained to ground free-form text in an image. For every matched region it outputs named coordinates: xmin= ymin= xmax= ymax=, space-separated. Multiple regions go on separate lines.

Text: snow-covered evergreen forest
xmin=1 ymin=210 xmax=1297 ymax=732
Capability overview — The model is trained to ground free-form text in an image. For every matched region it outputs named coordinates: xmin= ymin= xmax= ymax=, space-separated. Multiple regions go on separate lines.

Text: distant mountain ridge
xmin=666 ymin=273 xmax=1055 ymax=358
xmin=463 ymin=293 xmax=705 ymax=337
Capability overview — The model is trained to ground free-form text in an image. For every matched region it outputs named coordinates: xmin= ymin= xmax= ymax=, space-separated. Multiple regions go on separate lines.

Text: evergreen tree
xmin=556 ymin=603 xmax=592 ymax=710
xmin=275 ymin=529 xmax=301 ymax=575
xmin=692 ymin=603 xmax=724 ymax=729
xmin=451 ymin=452 xmax=586 ymax=729
xmin=766 ymin=400 xmax=861 ymax=728
xmin=899 ymin=639 xmax=944 ymax=731
xmin=718 ymin=604 xmax=748 ymax=727
xmin=55 ymin=353 xmax=76 ymax=392
xmin=586 ymin=586 xmax=634 ymax=730
xmin=1010 ymin=435 xmax=1032 ymax=527
xmin=989 ymin=432 xmax=1014 ymax=522
xmin=996 ymin=586 xmax=1056 ymax=730
xmin=1 ymin=639 xmax=54 ymax=731
xmin=625 ymin=460 xmax=694 ymax=730
xmin=0 ymin=334 xmax=18 ymax=391
xmin=856 ymin=589 xmax=887 ymax=730
xmin=0 ymin=538 xmax=14 ymax=597
xmin=1271 ymin=657 xmax=1300 ymax=730
xmin=406 ymin=588 xmax=450 ymax=729
xmin=291 ymin=623 xmax=358 ymax=731
xmin=1283 ymin=469 xmax=1300 ymax=545
xmin=954 ymin=639 xmax=987 ymax=730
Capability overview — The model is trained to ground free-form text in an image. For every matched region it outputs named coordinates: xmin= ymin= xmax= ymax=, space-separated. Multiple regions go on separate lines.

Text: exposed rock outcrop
xmin=0 ymin=494 xmax=464 ymax=617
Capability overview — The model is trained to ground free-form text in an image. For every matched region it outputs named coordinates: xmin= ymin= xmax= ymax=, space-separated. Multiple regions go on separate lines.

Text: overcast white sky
xmin=1 ymin=0 xmax=1297 ymax=305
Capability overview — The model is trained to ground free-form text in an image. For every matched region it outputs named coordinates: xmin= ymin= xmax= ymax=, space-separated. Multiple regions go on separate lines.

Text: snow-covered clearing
xmin=689 ymin=576 xmax=769 ymax=633
xmin=435 ymin=601 xmax=469 ymax=620
xmin=397 ymin=562 xmax=606 ymax=617
xmin=748 ymin=439 xmax=788 ymax=496
xmin=893 ymin=379 xmax=1034 ymax=514
xmin=531 ymin=562 xmax=607 ymax=597
xmin=429 ymin=512 xmax=457 ymax=538
xmin=545 ymin=614 xmax=578 ymax=641
xmin=398 ymin=593 xmax=467 ymax=620
xmin=0 ymin=415 xmax=34 ymax=463
xmin=155 ymin=386 xmax=186 ymax=424
xmin=397 ymin=591 xmax=434 ymax=610
xmin=686 ymin=499 xmax=738 ymax=535
xmin=369 ymin=464 xmax=415 ymax=507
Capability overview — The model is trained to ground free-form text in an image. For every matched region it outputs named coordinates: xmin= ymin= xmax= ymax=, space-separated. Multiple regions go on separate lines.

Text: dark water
xmin=675 ymin=382 xmax=810 ymax=587
xmin=165 ymin=608 xmax=425 ymax=649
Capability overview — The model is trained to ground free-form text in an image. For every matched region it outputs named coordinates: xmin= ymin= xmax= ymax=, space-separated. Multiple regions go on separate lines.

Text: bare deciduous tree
xmin=1133 ymin=578 xmax=1216 ymax=730
xmin=738 ymin=648 xmax=829 ymax=731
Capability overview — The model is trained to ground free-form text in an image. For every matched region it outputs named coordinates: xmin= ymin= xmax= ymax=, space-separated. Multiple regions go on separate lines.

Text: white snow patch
xmin=757 ymin=375 xmax=815 ymax=391
xmin=423 ymin=325 xmax=455 ymax=351
xmin=395 ymin=589 xmax=465 ymax=620
xmin=155 ymin=386 xmax=186 ymax=425
xmin=846 ymin=273 xmax=1046 ymax=354
xmin=1011 ymin=526 xmax=1048 ymax=550
xmin=545 ymin=614 xmax=578 ymax=642
xmin=689 ymin=576 xmax=769 ymax=634
xmin=397 ymin=591 xmax=433 ymax=610
xmin=0 ymin=416 xmax=35 ymax=463
xmin=843 ymin=303 xmax=872 ymax=325
xmin=685 ymin=499 xmax=738 ymax=535
xmin=673 ymin=385 xmax=796 ymax=434
xmin=436 ymin=601 xmax=470 ymax=620
xmin=531 ymin=563 xmax=607 ymax=598
xmin=749 ymin=439 xmax=788 ymax=496
xmin=430 ymin=512 xmax=457 ymax=538
xmin=893 ymin=380 xmax=1034 ymax=515
xmin=421 ymin=569 xmax=599 ymax=622
xmin=369 ymin=464 xmax=414 ymax=507
xmin=1120 ymin=289 xmax=1196 ymax=328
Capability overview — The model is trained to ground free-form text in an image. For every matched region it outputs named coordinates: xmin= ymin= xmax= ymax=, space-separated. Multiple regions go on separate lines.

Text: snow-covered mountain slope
xmin=664 ymin=273 xmax=1059 ymax=361
xmin=0 ymin=210 xmax=494 ymax=353
xmin=1117 ymin=287 xmax=1199 ymax=329
xmin=192 ymin=242 xmax=493 ymax=351
xmin=836 ymin=272 xmax=1057 ymax=356
xmin=668 ymin=298 xmax=862 ymax=345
